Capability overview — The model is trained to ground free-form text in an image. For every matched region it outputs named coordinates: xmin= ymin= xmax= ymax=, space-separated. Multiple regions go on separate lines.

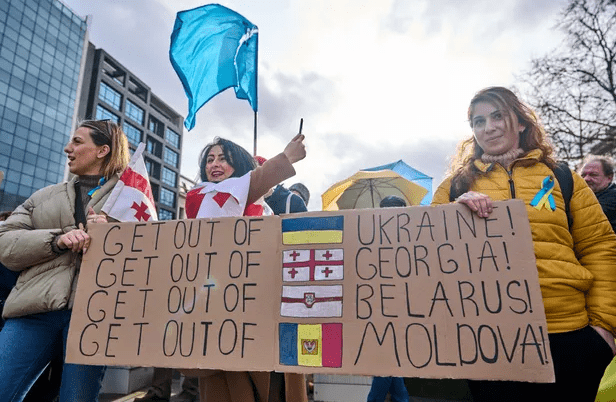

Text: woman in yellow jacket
xmin=432 ymin=87 xmax=616 ymax=402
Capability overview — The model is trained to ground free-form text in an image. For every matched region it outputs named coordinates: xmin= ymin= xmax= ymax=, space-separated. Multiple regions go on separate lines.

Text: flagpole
xmin=253 ymin=111 xmax=258 ymax=156
xmin=253 ymin=30 xmax=259 ymax=157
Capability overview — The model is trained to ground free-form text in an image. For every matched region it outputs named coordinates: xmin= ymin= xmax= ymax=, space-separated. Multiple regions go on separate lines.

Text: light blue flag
xmin=170 ymin=4 xmax=258 ymax=130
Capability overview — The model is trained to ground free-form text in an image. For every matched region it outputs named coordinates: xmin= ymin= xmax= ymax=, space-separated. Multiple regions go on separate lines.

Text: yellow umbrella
xmin=322 ymin=169 xmax=428 ymax=211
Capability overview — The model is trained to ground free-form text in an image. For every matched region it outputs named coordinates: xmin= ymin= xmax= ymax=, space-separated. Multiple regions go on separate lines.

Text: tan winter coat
xmin=0 ymin=175 xmax=118 ymax=318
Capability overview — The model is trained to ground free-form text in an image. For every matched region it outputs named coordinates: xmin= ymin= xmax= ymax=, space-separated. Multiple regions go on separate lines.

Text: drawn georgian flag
xmin=280 ymin=285 xmax=343 ymax=318
xmin=282 ymin=249 xmax=344 ymax=282
xmin=279 ymin=322 xmax=343 ymax=368
xmin=102 ymin=143 xmax=158 ymax=222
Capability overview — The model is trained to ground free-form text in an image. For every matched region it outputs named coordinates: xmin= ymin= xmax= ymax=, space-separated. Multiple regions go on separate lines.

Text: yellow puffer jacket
xmin=432 ymin=150 xmax=616 ymax=336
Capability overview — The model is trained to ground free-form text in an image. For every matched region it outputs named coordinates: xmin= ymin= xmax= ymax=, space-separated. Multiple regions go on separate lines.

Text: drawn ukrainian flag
xmin=281 ymin=216 xmax=344 ymax=245
xmin=279 ymin=323 xmax=343 ymax=368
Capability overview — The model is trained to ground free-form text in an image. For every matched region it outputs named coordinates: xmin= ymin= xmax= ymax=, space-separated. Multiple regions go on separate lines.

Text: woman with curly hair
xmin=432 ymin=87 xmax=616 ymax=401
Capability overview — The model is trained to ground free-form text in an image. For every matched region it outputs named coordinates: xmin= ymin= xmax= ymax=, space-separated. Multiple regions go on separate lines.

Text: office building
xmin=78 ymin=45 xmax=184 ymax=220
xmin=0 ymin=0 xmax=87 ymax=211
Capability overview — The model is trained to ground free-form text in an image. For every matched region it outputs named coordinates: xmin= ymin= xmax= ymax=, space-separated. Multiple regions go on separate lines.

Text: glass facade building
xmin=0 ymin=0 xmax=87 ymax=210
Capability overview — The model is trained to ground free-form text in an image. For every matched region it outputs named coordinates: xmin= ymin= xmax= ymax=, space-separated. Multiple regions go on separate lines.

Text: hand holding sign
xmin=57 ymin=225 xmax=91 ymax=254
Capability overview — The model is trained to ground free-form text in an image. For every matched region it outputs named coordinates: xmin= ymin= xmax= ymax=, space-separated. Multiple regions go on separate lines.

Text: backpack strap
xmin=285 ymin=193 xmax=293 ymax=214
xmin=553 ymin=161 xmax=573 ymax=229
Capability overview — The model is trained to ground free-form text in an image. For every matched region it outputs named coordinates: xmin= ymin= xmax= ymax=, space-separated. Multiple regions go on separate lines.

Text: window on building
xmin=160 ymin=187 xmax=176 ymax=208
xmin=98 ymin=81 xmax=121 ymax=110
xmin=95 ymin=105 xmax=119 ymax=123
xmin=151 ymin=182 xmax=159 ymax=200
xmin=161 ymin=167 xmax=177 ymax=187
xmin=125 ymin=99 xmax=144 ymax=125
xmin=122 ymin=121 xmax=142 ymax=146
xmin=158 ymin=208 xmax=175 ymax=220
xmin=163 ymin=147 xmax=179 ymax=168
xmin=165 ymin=128 xmax=180 ymax=149
xmin=146 ymin=137 xmax=162 ymax=158
xmin=149 ymin=116 xmax=164 ymax=137
xmin=145 ymin=158 xmax=160 ymax=180
xmin=128 ymin=77 xmax=148 ymax=102
xmin=102 ymin=57 xmax=125 ymax=86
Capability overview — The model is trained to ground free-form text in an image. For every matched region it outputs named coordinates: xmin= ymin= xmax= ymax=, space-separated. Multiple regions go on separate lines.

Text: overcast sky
xmin=62 ymin=0 xmax=570 ymax=210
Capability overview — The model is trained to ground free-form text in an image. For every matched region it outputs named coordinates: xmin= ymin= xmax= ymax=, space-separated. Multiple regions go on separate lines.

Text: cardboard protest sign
xmin=67 ymin=199 xmax=554 ymax=382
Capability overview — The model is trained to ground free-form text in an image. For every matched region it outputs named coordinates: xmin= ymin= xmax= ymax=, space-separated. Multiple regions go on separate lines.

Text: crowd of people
xmin=1 ymin=86 xmax=616 ymax=402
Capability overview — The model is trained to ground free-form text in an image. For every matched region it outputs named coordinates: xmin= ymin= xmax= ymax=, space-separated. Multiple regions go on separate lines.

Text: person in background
xmin=0 ymin=119 xmax=130 ymax=402
xmin=288 ymin=183 xmax=310 ymax=206
xmin=579 ymin=155 xmax=616 ymax=233
xmin=432 ymin=87 xmax=616 ymax=402
xmin=182 ymin=135 xmax=308 ymax=402
xmin=254 ymin=156 xmax=307 ymax=215
xmin=366 ymin=196 xmax=409 ymax=402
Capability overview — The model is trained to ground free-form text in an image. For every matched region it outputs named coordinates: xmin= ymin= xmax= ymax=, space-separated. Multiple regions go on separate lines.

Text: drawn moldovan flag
xmin=102 ymin=142 xmax=158 ymax=222
xmin=280 ymin=285 xmax=343 ymax=318
xmin=282 ymin=249 xmax=344 ymax=282
xmin=279 ymin=322 xmax=343 ymax=368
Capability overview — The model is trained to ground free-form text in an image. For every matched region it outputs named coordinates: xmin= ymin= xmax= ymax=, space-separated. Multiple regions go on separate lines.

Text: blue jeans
xmin=0 ymin=309 xmax=105 ymax=402
xmin=367 ymin=377 xmax=409 ymax=402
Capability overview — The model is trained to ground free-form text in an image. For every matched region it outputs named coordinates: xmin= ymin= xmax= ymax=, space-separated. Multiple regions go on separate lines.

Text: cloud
xmin=63 ymin=0 xmax=571 ymax=212
xmin=382 ymin=0 xmax=567 ymax=43
xmin=259 ymin=69 xmax=337 ymax=136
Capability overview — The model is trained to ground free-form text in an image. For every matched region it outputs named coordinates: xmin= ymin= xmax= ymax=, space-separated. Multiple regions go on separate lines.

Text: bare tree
xmin=519 ymin=0 xmax=616 ymax=162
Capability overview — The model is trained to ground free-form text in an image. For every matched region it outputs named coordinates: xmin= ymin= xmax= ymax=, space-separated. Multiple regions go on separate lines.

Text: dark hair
xmin=199 ymin=137 xmax=256 ymax=182
xmin=78 ymin=119 xmax=130 ymax=179
xmin=380 ymin=195 xmax=407 ymax=208
xmin=0 ymin=211 xmax=11 ymax=221
xmin=582 ymin=154 xmax=614 ymax=178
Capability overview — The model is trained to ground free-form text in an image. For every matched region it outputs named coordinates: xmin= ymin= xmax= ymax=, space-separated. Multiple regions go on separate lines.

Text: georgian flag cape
xmin=186 ymin=171 xmax=272 ymax=218
xmin=102 ymin=143 xmax=158 ymax=222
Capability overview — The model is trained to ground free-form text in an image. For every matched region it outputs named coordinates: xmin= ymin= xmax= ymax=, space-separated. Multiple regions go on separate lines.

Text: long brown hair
xmin=79 ymin=120 xmax=130 ymax=180
xmin=448 ymin=87 xmax=556 ymax=193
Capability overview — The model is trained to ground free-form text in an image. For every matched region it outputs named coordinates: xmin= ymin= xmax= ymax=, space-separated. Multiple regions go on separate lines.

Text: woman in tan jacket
xmin=0 ymin=120 xmax=130 ymax=402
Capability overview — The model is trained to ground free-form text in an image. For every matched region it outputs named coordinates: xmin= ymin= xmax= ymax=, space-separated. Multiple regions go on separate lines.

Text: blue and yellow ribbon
xmin=530 ymin=176 xmax=556 ymax=211
xmin=88 ymin=176 xmax=107 ymax=198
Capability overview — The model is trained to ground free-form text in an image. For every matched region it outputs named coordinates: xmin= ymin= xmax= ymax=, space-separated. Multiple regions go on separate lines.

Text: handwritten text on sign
xmin=67 ymin=200 xmax=554 ymax=382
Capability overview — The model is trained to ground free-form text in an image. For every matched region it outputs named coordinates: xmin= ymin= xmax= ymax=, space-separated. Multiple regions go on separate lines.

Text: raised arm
xmin=247 ymin=134 xmax=306 ymax=204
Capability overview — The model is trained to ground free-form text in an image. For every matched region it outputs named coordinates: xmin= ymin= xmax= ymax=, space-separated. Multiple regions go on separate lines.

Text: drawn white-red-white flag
xmin=102 ymin=143 xmax=158 ymax=222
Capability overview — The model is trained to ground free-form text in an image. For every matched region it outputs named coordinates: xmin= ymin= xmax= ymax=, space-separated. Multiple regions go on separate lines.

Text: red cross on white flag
xmin=102 ymin=143 xmax=158 ymax=222
xmin=282 ymin=249 xmax=344 ymax=282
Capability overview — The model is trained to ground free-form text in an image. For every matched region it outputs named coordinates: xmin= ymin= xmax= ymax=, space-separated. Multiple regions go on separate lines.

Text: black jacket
xmin=595 ymin=182 xmax=616 ymax=233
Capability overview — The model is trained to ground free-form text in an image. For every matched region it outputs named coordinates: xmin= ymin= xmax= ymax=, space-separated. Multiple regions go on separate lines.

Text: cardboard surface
xmin=67 ymin=200 xmax=554 ymax=382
